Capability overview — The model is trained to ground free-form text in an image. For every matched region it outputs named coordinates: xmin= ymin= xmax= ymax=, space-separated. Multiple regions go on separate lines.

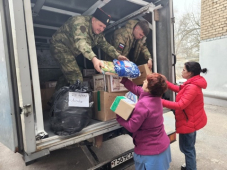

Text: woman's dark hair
xmin=147 ymin=73 xmax=167 ymax=97
xmin=185 ymin=61 xmax=208 ymax=77
xmin=136 ymin=20 xmax=150 ymax=36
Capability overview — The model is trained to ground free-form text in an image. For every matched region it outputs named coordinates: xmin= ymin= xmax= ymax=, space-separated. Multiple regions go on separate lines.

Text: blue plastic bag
xmin=113 ymin=59 xmax=140 ymax=78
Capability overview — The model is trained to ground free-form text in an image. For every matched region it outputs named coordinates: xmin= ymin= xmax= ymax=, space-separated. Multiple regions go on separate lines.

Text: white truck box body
xmin=0 ymin=0 xmax=176 ymax=166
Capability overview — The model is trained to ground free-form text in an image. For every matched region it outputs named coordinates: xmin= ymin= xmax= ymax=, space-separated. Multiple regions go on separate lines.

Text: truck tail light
xmin=169 ymin=132 xmax=176 ymax=143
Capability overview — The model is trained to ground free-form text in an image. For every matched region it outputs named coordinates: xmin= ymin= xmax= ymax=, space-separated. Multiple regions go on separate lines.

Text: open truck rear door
xmin=0 ymin=0 xmax=39 ymax=155
xmin=0 ymin=0 xmax=23 ymax=153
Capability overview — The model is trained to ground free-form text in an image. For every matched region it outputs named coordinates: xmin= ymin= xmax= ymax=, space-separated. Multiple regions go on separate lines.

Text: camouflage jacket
xmin=50 ymin=16 xmax=120 ymax=60
xmin=110 ymin=20 xmax=152 ymax=62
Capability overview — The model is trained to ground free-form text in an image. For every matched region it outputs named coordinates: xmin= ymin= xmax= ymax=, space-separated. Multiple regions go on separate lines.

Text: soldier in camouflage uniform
xmin=109 ymin=20 xmax=152 ymax=70
xmin=50 ymin=8 xmax=127 ymax=90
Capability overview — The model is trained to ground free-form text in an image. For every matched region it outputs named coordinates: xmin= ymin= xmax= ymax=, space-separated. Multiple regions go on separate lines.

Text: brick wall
xmin=201 ymin=0 xmax=227 ymax=40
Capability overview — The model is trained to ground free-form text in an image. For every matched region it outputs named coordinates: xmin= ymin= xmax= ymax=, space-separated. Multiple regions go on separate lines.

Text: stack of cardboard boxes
xmin=83 ymin=69 xmax=96 ymax=90
xmin=40 ymin=64 xmax=151 ymax=121
xmin=92 ymin=74 xmax=128 ymax=121
xmin=92 ymin=64 xmax=152 ymax=121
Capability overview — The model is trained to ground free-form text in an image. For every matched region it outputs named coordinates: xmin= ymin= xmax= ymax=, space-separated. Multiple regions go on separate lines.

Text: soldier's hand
xmin=148 ymin=59 xmax=152 ymax=70
xmin=117 ymin=55 xmax=129 ymax=61
xmin=92 ymin=57 xmax=104 ymax=73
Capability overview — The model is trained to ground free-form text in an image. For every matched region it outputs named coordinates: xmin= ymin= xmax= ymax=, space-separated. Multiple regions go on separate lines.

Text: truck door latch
xmin=22 ymin=104 xmax=32 ymax=117
xmin=171 ymin=17 xmax=175 ymax=23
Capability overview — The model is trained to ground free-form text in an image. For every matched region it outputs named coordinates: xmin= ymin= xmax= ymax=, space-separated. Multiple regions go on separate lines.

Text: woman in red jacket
xmin=162 ymin=61 xmax=208 ymax=170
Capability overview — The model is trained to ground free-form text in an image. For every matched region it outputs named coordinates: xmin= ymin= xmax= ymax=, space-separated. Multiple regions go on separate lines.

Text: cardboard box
xmin=132 ymin=64 xmax=152 ymax=85
xmin=83 ymin=69 xmax=96 ymax=77
xmin=110 ymin=96 xmax=135 ymax=120
xmin=93 ymin=91 xmax=127 ymax=121
xmin=41 ymin=88 xmax=55 ymax=111
xmin=93 ymin=74 xmax=107 ymax=91
xmin=40 ymin=81 xmax=57 ymax=89
xmin=40 ymin=81 xmax=57 ymax=110
xmin=106 ymin=75 xmax=128 ymax=92
xmin=82 ymin=77 xmax=94 ymax=90
xmin=93 ymin=74 xmax=128 ymax=93
xmin=41 ymin=99 xmax=51 ymax=111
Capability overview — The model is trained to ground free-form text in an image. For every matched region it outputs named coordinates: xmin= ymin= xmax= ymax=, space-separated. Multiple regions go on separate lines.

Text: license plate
xmin=111 ymin=152 xmax=134 ymax=168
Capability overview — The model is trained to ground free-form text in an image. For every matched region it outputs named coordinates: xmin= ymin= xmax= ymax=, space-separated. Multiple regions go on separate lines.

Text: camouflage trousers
xmin=50 ymin=43 xmax=83 ymax=91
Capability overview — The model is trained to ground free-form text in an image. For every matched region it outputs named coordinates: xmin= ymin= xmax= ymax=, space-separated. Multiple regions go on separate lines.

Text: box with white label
xmin=93 ymin=74 xmax=107 ymax=91
xmin=93 ymin=74 xmax=128 ymax=93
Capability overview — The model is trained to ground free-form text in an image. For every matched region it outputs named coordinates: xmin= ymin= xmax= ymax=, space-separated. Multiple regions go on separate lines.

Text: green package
xmin=101 ymin=60 xmax=117 ymax=74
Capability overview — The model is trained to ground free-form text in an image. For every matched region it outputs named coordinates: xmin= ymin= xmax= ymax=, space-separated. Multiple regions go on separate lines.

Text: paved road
xmin=0 ymin=104 xmax=226 ymax=170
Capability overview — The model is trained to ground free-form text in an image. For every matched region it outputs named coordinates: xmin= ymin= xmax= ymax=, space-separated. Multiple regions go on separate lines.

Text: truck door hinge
xmin=22 ymin=104 xmax=32 ymax=117
xmin=171 ymin=17 xmax=175 ymax=23
xmin=19 ymin=107 xmax=23 ymax=114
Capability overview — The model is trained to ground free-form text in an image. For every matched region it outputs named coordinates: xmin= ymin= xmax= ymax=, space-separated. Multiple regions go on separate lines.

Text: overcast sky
xmin=173 ymin=0 xmax=201 ymax=16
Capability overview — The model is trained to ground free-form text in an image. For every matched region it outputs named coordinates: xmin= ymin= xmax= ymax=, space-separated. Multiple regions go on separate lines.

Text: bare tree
xmin=174 ymin=10 xmax=200 ymax=59
xmin=173 ymin=0 xmax=201 ymax=81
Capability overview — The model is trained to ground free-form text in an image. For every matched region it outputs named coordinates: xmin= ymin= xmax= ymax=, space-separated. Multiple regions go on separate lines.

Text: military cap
xmin=92 ymin=8 xmax=111 ymax=25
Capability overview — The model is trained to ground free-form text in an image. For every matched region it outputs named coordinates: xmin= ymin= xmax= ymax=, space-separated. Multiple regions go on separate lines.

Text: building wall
xmin=201 ymin=0 xmax=227 ymax=40
xmin=200 ymin=0 xmax=227 ymax=107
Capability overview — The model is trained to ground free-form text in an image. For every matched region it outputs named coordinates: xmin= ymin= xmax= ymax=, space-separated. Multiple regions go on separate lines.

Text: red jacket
xmin=162 ymin=75 xmax=207 ymax=134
